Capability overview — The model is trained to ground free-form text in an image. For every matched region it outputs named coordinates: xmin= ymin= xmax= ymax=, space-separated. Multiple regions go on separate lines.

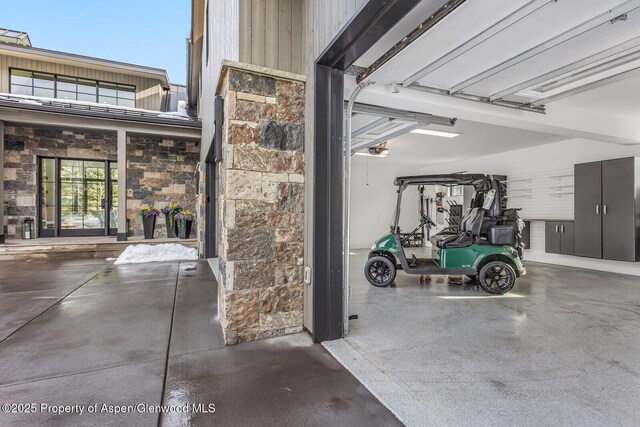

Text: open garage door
xmin=314 ymin=0 xmax=640 ymax=424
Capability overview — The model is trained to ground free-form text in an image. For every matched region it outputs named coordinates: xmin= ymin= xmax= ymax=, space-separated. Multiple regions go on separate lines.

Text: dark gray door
xmin=560 ymin=222 xmax=575 ymax=255
xmin=602 ymin=158 xmax=636 ymax=261
xmin=574 ymin=161 xmax=602 ymax=258
xmin=545 ymin=222 xmax=561 ymax=254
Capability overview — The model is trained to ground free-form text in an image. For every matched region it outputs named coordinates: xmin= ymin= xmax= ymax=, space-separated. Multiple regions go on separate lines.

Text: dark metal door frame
xmin=312 ymin=0 xmax=422 ymax=342
xmin=204 ymin=95 xmax=224 ymax=258
xmin=37 ymin=156 xmax=116 ymax=238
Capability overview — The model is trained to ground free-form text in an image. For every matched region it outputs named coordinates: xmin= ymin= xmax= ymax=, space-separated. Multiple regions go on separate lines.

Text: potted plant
xmin=174 ymin=210 xmax=194 ymax=239
xmin=140 ymin=206 xmax=160 ymax=239
xmin=162 ymin=202 xmax=182 ymax=238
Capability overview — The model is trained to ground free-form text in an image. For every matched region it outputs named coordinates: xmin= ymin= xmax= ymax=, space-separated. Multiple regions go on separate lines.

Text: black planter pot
xmin=165 ymin=213 xmax=178 ymax=238
xmin=178 ymin=219 xmax=193 ymax=239
xmin=142 ymin=215 xmax=156 ymax=239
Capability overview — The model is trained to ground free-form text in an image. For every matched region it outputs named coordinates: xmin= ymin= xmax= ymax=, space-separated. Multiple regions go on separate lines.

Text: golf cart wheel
xmin=364 ymin=256 xmax=396 ymax=287
xmin=478 ymin=261 xmax=516 ymax=294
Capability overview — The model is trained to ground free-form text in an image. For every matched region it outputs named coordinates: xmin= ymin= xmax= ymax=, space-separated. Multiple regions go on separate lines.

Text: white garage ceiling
xmin=356 ymin=0 xmax=640 ymax=110
xmin=354 ymin=119 xmax=566 ymax=166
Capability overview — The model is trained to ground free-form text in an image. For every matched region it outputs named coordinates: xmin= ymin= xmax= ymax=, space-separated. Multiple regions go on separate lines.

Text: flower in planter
xmin=140 ymin=206 xmax=161 ymax=218
xmin=161 ymin=202 xmax=183 ymax=215
xmin=140 ymin=206 xmax=160 ymax=240
xmin=174 ymin=210 xmax=194 ymax=239
xmin=174 ymin=210 xmax=194 ymax=223
xmin=162 ymin=202 xmax=183 ymax=238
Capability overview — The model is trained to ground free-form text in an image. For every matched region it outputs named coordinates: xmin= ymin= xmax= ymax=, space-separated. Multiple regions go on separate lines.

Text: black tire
xmin=478 ymin=261 xmax=516 ymax=294
xmin=466 ymin=275 xmax=477 ymax=282
xmin=364 ymin=256 xmax=396 ymax=287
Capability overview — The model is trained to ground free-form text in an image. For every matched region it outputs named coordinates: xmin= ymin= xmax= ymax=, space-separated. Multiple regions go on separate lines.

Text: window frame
xmin=9 ymin=68 xmax=136 ymax=107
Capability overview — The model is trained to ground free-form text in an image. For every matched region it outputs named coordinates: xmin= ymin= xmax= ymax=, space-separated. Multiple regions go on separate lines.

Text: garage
xmin=312 ymin=0 xmax=640 ymax=424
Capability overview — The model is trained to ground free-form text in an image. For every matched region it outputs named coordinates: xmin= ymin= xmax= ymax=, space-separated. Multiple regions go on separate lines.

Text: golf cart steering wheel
xmin=420 ymin=211 xmax=436 ymax=227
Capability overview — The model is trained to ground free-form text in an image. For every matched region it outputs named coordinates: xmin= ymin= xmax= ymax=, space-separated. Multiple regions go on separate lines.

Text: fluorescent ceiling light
xmin=410 ymin=128 xmax=461 ymax=138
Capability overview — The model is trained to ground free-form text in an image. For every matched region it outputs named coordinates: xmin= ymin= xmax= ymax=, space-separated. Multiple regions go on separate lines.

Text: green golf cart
xmin=364 ymin=174 xmax=526 ymax=294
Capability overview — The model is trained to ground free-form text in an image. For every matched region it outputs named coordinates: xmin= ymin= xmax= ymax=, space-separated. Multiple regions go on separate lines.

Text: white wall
xmin=350 ymin=156 xmax=424 ymax=248
xmin=420 ymin=138 xmax=640 ymax=276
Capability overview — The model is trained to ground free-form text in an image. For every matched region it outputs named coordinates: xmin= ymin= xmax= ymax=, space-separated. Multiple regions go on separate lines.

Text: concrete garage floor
xmin=325 ymin=249 xmax=640 ymax=426
xmin=0 ymin=258 xmax=400 ymax=426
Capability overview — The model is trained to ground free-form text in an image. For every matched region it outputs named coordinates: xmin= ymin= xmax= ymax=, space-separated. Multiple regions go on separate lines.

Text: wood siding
xmin=198 ymin=0 xmax=240 ymax=161
xmin=239 ymin=0 xmax=307 ymax=75
xmin=312 ymin=0 xmax=367 ymax=58
xmin=0 ymin=54 xmax=165 ymax=111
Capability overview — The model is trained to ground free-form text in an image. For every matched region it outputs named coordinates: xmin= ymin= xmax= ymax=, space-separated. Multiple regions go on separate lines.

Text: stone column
xmin=117 ymin=130 xmax=127 ymax=241
xmin=0 ymin=121 xmax=4 ymax=244
xmin=216 ymin=63 xmax=305 ymax=345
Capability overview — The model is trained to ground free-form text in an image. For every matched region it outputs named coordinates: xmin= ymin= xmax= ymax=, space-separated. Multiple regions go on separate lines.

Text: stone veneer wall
xmin=2 ymin=125 xmax=199 ymax=239
xmin=126 ymin=136 xmax=199 ymax=238
xmin=217 ymin=66 xmax=305 ymax=345
xmin=3 ymin=125 xmax=116 ymax=238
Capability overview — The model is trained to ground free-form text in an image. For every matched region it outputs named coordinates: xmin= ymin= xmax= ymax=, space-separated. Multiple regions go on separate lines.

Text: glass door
xmin=39 ymin=158 xmax=57 ymax=237
xmin=38 ymin=158 xmax=117 ymax=237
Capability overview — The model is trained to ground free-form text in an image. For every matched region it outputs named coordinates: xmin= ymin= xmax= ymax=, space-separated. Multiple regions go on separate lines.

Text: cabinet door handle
xmin=596 ymin=204 xmax=600 ymax=215
xmin=603 ymin=205 xmax=608 ymax=215
xmin=561 ymin=224 xmax=565 ymax=233
xmin=555 ymin=225 xmax=559 ymax=233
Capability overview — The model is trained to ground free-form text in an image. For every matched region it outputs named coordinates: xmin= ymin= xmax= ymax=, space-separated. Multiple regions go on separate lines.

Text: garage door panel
xmin=465 ymin=7 xmax=640 ymax=97
xmin=366 ymin=0 xmax=535 ymax=85
xmin=418 ymin=0 xmax=631 ymax=90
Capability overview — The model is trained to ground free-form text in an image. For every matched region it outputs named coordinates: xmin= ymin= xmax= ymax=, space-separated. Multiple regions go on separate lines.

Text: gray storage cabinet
xmin=574 ymin=157 xmax=640 ymax=262
xmin=545 ymin=221 xmax=574 ymax=255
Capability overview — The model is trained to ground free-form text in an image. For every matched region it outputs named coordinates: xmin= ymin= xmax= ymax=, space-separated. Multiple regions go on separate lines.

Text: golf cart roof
xmin=394 ymin=173 xmax=491 ymax=187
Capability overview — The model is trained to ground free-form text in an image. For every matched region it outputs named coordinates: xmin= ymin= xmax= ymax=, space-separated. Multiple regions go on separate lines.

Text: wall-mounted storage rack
xmin=550 ymin=185 xmax=573 ymax=191
xmin=551 ymin=192 xmax=574 ymax=198
xmin=550 ymin=174 xmax=573 ymax=181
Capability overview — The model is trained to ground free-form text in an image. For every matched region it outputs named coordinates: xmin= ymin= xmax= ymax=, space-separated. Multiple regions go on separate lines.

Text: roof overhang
xmin=0 ymin=95 xmax=201 ymax=134
xmin=0 ymin=107 xmax=201 ymax=140
xmin=0 ymin=43 xmax=170 ymax=89
xmin=188 ymin=0 xmax=205 ymax=106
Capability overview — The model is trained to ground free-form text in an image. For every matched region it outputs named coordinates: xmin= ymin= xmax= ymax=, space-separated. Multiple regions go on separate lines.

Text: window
xmin=10 ymin=70 xmax=55 ymax=98
xmin=98 ymin=82 xmax=135 ymax=108
xmin=10 ymin=69 xmax=135 ymax=107
xmin=447 ymin=185 xmax=463 ymax=197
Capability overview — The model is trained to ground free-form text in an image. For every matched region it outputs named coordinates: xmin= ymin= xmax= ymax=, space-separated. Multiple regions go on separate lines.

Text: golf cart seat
xmin=433 ymin=208 xmax=485 ymax=249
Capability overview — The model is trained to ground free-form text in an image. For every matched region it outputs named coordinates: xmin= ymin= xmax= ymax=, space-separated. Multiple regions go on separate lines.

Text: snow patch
xmin=114 ymin=243 xmax=198 ymax=265
xmin=19 ymin=99 xmax=43 ymax=105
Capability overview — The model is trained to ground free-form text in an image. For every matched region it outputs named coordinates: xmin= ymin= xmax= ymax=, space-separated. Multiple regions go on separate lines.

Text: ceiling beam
xmin=490 ymin=34 xmax=640 ymax=101
xmin=449 ymin=0 xmax=640 ymax=94
xmin=402 ymin=0 xmax=553 ymax=87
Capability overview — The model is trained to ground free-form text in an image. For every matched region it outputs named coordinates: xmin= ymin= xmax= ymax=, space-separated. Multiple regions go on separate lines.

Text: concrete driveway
xmin=0 ymin=258 xmax=400 ymax=426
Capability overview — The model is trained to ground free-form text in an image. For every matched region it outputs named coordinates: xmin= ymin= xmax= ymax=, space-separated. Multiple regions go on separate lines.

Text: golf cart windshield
xmin=391 ymin=173 xmax=495 ymax=231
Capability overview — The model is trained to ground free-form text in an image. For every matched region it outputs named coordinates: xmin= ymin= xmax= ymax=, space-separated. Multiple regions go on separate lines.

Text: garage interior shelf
xmin=551 ymin=192 xmax=574 ymax=198
xmin=551 ymin=174 xmax=573 ymax=181
xmin=509 ymin=188 xmax=532 ymax=192
xmin=551 ymin=185 xmax=573 ymax=191
xmin=510 ymin=194 xmax=532 ymax=199
xmin=505 ymin=178 xmax=532 ymax=184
